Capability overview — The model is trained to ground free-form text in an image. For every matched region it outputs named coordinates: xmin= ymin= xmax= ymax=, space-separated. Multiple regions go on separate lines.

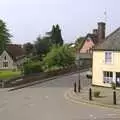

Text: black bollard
xmin=113 ymin=90 xmax=116 ymax=105
xmin=78 ymin=79 xmax=81 ymax=92
xmin=89 ymin=87 xmax=92 ymax=100
xmin=74 ymin=82 xmax=77 ymax=93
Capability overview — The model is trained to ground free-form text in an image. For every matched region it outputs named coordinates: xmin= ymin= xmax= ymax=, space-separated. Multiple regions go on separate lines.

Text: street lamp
xmin=78 ymin=55 xmax=81 ymax=92
xmin=75 ymin=53 xmax=81 ymax=92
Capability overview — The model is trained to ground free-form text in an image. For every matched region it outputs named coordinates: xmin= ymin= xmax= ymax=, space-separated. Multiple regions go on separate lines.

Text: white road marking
xmin=89 ymin=114 xmax=93 ymax=117
xmin=94 ymin=117 xmax=97 ymax=119
xmin=45 ymin=96 xmax=49 ymax=99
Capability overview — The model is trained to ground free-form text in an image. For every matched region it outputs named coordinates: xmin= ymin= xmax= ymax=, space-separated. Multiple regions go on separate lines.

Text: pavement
xmin=0 ymin=71 xmax=120 ymax=120
xmin=64 ymin=87 xmax=120 ymax=109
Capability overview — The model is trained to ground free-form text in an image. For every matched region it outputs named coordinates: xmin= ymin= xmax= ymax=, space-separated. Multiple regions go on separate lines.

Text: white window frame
xmin=3 ymin=61 xmax=8 ymax=68
xmin=103 ymin=71 xmax=113 ymax=84
xmin=105 ymin=51 xmax=112 ymax=64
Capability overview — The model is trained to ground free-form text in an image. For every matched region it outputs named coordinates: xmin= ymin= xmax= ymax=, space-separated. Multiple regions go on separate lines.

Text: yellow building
xmin=92 ymin=27 xmax=120 ymax=87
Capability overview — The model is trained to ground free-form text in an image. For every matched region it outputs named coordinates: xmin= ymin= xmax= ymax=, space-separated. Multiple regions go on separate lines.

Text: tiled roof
xmin=86 ymin=33 xmax=98 ymax=44
xmin=94 ymin=27 xmax=120 ymax=50
xmin=6 ymin=44 xmax=25 ymax=61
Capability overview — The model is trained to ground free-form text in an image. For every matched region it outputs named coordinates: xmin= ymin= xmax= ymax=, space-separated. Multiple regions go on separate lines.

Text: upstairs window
xmin=105 ymin=51 xmax=112 ymax=64
xmin=4 ymin=56 xmax=6 ymax=60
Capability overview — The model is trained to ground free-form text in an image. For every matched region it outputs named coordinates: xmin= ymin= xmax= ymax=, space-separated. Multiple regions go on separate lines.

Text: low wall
xmin=2 ymin=64 xmax=90 ymax=88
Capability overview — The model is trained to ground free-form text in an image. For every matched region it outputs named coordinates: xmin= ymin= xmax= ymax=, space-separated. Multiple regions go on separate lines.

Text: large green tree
xmin=46 ymin=24 xmax=64 ymax=45
xmin=34 ymin=36 xmax=52 ymax=58
xmin=43 ymin=45 xmax=75 ymax=70
xmin=23 ymin=42 xmax=34 ymax=56
xmin=0 ymin=19 xmax=12 ymax=52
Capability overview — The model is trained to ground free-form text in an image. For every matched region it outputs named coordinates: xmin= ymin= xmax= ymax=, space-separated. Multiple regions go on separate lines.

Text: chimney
xmin=97 ymin=22 xmax=105 ymax=43
xmin=93 ymin=29 xmax=98 ymax=36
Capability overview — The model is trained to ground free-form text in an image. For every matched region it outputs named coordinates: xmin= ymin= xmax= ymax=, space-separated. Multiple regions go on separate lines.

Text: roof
xmin=94 ymin=27 xmax=120 ymax=51
xmin=5 ymin=44 xmax=25 ymax=61
xmin=86 ymin=33 xmax=98 ymax=44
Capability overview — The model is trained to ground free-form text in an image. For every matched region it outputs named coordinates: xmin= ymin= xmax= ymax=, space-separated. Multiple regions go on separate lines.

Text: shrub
xmin=94 ymin=91 xmax=100 ymax=97
xmin=23 ymin=61 xmax=43 ymax=75
xmin=12 ymin=69 xmax=17 ymax=72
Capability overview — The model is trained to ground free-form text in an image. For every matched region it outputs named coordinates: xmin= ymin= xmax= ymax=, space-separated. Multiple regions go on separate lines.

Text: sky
xmin=0 ymin=0 xmax=120 ymax=44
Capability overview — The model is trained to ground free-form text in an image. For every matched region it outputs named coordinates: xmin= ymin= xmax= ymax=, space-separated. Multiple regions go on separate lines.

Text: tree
xmin=34 ymin=36 xmax=52 ymax=58
xmin=43 ymin=45 xmax=75 ymax=70
xmin=23 ymin=42 xmax=34 ymax=56
xmin=0 ymin=19 xmax=12 ymax=53
xmin=46 ymin=24 xmax=64 ymax=45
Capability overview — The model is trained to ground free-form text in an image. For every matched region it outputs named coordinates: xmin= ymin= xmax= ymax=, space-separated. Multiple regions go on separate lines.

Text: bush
xmin=94 ymin=91 xmax=100 ymax=97
xmin=23 ymin=61 xmax=43 ymax=75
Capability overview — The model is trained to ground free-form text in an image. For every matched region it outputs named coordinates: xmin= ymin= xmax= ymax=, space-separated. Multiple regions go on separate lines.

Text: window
xmin=105 ymin=51 xmax=112 ymax=63
xmin=103 ymin=71 xmax=113 ymax=83
xmin=3 ymin=62 xmax=8 ymax=68
xmin=4 ymin=56 xmax=6 ymax=60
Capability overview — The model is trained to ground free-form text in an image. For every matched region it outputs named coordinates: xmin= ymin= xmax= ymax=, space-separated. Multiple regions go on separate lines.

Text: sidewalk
xmin=64 ymin=86 xmax=120 ymax=109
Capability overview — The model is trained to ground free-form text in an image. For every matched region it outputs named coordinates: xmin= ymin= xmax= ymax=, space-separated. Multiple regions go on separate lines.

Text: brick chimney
xmin=97 ymin=22 xmax=106 ymax=43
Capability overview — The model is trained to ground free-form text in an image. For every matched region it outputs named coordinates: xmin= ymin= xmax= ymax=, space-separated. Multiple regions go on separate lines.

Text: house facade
xmin=80 ymin=36 xmax=95 ymax=53
xmin=0 ymin=44 xmax=26 ymax=70
xmin=79 ymin=22 xmax=106 ymax=53
xmin=92 ymin=27 xmax=120 ymax=87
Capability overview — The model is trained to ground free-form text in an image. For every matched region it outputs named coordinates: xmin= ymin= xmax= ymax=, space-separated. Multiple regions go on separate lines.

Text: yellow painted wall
xmin=92 ymin=51 xmax=120 ymax=87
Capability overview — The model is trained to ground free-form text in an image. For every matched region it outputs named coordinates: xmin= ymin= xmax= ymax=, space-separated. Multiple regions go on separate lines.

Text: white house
xmin=0 ymin=44 xmax=26 ymax=70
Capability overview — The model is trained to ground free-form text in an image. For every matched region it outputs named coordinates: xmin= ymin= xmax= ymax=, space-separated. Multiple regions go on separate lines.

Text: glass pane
xmin=110 ymin=72 xmax=113 ymax=77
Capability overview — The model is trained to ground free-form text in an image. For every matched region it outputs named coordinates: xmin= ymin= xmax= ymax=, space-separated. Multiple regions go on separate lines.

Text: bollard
xmin=113 ymin=90 xmax=116 ymax=105
xmin=74 ymin=82 xmax=77 ymax=93
xmin=89 ymin=87 xmax=92 ymax=100
xmin=78 ymin=79 xmax=81 ymax=92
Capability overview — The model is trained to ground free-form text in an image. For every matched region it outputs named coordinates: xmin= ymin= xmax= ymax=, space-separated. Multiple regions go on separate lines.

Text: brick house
xmin=79 ymin=22 xmax=106 ymax=53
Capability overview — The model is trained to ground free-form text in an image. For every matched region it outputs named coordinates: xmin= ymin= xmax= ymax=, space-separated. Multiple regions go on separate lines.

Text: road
xmin=0 ymin=72 xmax=120 ymax=120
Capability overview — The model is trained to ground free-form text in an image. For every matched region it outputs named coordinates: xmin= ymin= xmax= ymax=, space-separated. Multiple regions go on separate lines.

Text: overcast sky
xmin=0 ymin=0 xmax=120 ymax=44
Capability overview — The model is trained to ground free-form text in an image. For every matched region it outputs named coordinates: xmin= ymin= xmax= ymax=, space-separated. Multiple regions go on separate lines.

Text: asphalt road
xmin=0 ymin=72 xmax=120 ymax=120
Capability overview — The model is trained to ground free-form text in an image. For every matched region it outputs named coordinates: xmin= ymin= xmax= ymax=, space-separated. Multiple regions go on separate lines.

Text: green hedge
xmin=23 ymin=61 xmax=43 ymax=75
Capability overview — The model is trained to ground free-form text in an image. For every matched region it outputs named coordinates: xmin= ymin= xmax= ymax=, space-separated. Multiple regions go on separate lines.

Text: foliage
xmin=94 ymin=91 xmax=100 ymax=97
xmin=0 ymin=70 xmax=21 ymax=80
xmin=34 ymin=36 xmax=52 ymax=58
xmin=43 ymin=44 xmax=75 ymax=70
xmin=46 ymin=24 xmax=63 ymax=45
xmin=0 ymin=19 xmax=12 ymax=53
xmin=111 ymin=82 xmax=116 ymax=90
xmin=23 ymin=42 xmax=34 ymax=56
xmin=23 ymin=61 xmax=43 ymax=75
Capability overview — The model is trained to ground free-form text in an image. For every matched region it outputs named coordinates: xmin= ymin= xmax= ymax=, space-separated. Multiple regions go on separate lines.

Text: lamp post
xmin=78 ymin=54 xmax=81 ymax=92
xmin=75 ymin=52 xmax=81 ymax=93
